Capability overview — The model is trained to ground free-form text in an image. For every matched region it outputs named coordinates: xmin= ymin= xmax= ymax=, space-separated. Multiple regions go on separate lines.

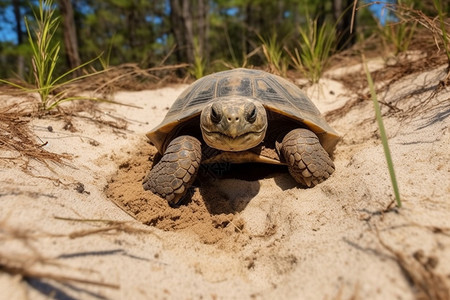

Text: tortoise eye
xmin=210 ymin=103 xmax=222 ymax=123
xmin=246 ymin=103 xmax=257 ymax=123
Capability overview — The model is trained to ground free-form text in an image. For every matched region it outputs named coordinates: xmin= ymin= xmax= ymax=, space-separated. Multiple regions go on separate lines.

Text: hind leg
xmin=280 ymin=128 xmax=335 ymax=187
xmin=143 ymin=135 xmax=202 ymax=205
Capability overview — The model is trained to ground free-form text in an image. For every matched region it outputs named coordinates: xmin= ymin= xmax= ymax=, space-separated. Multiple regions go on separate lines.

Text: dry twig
xmin=376 ymin=227 xmax=450 ymax=300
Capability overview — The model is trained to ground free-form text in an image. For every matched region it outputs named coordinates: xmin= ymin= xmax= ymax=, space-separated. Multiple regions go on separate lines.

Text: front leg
xmin=143 ymin=135 xmax=202 ymax=205
xmin=280 ymin=128 xmax=335 ymax=187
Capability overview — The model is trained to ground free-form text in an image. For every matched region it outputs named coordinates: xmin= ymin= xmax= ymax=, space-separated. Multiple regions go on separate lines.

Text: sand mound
xmin=106 ymin=142 xmax=247 ymax=245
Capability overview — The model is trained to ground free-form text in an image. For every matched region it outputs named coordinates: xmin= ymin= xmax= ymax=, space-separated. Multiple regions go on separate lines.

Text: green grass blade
xmin=0 ymin=79 xmax=30 ymax=91
xmin=52 ymin=68 xmax=108 ymax=89
xmin=362 ymin=55 xmax=402 ymax=208
xmin=433 ymin=0 xmax=450 ymax=64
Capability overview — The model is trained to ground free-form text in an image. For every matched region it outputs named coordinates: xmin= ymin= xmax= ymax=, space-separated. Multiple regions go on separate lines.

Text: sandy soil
xmin=1 ymin=61 xmax=449 ymax=300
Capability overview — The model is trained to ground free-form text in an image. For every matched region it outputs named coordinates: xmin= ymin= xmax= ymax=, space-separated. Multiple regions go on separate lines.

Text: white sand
xmin=0 ymin=63 xmax=449 ymax=300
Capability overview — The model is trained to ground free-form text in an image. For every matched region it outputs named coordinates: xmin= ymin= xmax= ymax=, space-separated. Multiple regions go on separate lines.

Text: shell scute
xmin=217 ymin=76 xmax=252 ymax=97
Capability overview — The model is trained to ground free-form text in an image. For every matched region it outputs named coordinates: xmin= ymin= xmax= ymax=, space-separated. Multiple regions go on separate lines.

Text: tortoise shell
xmin=147 ymin=68 xmax=340 ymax=154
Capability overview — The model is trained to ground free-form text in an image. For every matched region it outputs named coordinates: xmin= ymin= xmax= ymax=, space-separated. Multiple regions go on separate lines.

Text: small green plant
xmin=217 ymin=24 xmax=258 ymax=70
xmin=189 ymin=53 xmax=206 ymax=79
xmin=373 ymin=1 xmax=417 ymax=55
xmin=381 ymin=20 xmax=417 ymax=55
xmin=259 ymin=34 xmax=288 ymax=76
xmin=365 ymin=0 xmax=449 ymax=68
xmin=189 ymin=37 xmax=207 ymax=79
xmin=287 ymin=17 xmax=335 ymax=84
xmin=362 ymin=55 xmax=402 ymax=208
xmin=432 ymin=0 xmax=450 ymax=72
xmin=99 ymin=34 xmax=115 ymax=70
xmin=0 ymin=0 xmax=107 ymax=111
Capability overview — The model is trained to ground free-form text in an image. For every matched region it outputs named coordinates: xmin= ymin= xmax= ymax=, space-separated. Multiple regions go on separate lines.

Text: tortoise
xmin=143 ymin=68 xmax=340 ymax=205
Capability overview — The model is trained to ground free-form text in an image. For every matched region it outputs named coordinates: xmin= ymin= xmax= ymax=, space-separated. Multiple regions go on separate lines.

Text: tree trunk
xmin=12 ymin=0 xmax=24 ymax=78
xmin=196 ymin=0 xmax=209 ymax=58
xmin=58 ymin=0 xmax=82 ymax=76
xmin=170 ymin=0 xmax=209 ymax=67
xmin=244 ymin=3 xmax=254 ymax=54
xmin=126 ymin=3 xmax=139 ymax=62
xmin=170 ymin=0 xmax=194 ymax=65
xmin=244 ymin=3 xmax=261 ymax=52
xmin=333 ymin=0 xmax=357 ymax=50
xmin=12 ymin=0 xmax=23 ymax=45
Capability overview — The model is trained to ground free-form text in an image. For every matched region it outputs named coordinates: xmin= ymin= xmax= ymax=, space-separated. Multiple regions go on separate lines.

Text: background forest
xmin=0 ymin=0 xmax=448 ymax=82
xmin=0 ymin=2 xmax=450 ymax=299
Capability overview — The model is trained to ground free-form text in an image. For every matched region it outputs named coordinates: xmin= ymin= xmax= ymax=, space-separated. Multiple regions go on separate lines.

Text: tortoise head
xmin=200 ymin=96 xmax=267 ymax=151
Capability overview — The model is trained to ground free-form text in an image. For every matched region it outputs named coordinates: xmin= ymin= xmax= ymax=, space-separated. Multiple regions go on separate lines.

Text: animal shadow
xmin=196 ymin=162 xmax=296 ymax=215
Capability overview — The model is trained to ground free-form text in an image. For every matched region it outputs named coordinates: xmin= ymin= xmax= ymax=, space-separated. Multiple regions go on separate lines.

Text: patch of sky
xmin=365 ymin=0 xmax=398 ymax=26
xmin=0 ymin=5 xmax=18 ymax=43
xmin=145 ymin=15 xmax=163 ymax=24
xmin=75 ymin=2 xmax=94 ymax=15
xmin=156 ymin=33 xmax=168 ymax=45
xmin=226 ymin=7 xmax=239 ymax=16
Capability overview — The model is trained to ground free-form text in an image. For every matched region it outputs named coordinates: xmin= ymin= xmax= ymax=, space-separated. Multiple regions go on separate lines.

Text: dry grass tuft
xmin=0 ymin=67 xmax=146 ymax=168
xmin=356 ymin=1 xmax=450 ymax=76
xmin=0 ymin=255 xmax=120 ymax=289
xmin=80 ymin=63 xmax=190 ymax=97
xmin=0 ymin=100 xmax=70 ymax=167
xmin=0 ymin=219 xmax=120 ymax=291
xmin=0 ymin=216 xmax=161 ymax=293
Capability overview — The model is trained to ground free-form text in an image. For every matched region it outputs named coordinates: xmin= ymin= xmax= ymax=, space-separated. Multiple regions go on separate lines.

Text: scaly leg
xmin=143 ymin=135 xmax=202 ymax=205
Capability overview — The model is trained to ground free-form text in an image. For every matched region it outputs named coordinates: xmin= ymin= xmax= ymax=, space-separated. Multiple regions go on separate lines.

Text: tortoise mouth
xmin=202 ymin=128 xmax=266 ymax=151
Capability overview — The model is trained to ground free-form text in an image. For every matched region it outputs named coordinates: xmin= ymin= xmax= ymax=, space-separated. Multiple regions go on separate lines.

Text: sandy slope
xmin=0 ymin=62 xmax=449 ymax=300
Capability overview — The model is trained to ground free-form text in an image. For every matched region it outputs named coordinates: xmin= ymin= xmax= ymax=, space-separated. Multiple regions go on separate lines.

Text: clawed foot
xmin=143 ymin=135 xmax=202 ymax=205
xmin=280 ymin=128 xmax=335 ymax=187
